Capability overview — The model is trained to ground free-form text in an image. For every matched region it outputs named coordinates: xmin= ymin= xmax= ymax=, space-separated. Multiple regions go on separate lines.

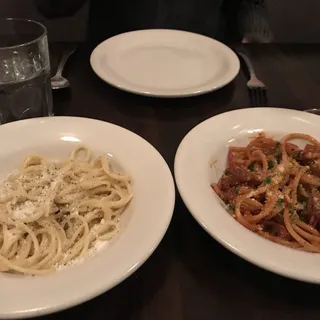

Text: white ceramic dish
xmin=0 ymin=117 xmax=175 ymax=318
xmin=90 ymin=29 xmax=240 ymax=97
xmin=174 ymin=107 xmax=320 ymax=283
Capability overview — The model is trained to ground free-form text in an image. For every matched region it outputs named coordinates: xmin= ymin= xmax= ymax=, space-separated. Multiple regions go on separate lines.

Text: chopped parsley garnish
xmin=277 ymin=198 xmax=283 ymax=206
xmin=229 ymin=204 xmax=235 ymax=212
xmin=300 ymin=215 xmax=307 ymax=223
xmin=303 ymin=207 xmax=307 ymax=216
xmin=275 ymin=141 xmax=281 ymax=148
xmin=292 ymin=151 xmax=300 ymax=159
xmin=268 ymin=160 xmax=274 ymax=169
xmin=248 ymin=164 xmax=255 ymax=172
xmin=235 ymin=185 xmax=240 ymax=194
xmin=263 ymin=176 xmax=272 ymax=184
xmin=289 ymin=208 xmax=294 ymax=215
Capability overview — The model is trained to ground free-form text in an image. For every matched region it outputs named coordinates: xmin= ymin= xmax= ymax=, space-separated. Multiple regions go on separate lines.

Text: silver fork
xmin=51 ymin=47 xmax=77 ymax=90
xmin=237 ymin=51 xmax=268 ymax=107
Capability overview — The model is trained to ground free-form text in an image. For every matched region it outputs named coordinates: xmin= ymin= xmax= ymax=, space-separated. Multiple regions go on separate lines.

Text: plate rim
xmin=174 ymin=107 xmax=320 ymax=284
xmin=90 ymin=29 xmax=240 ymax=98
xmin=0 ymin=116 xmax=176 ymax=318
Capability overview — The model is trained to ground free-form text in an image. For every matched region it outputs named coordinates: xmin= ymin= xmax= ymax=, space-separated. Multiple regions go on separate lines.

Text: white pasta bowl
xmin=0 ymin=117 xmax=175 ymax=318
xmin=174 ymin=107 xmax=320 ymax=284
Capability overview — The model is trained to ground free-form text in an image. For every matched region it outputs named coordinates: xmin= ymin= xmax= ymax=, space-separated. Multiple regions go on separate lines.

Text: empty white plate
xmin=90 ymin=29 xmax=240 ymax=97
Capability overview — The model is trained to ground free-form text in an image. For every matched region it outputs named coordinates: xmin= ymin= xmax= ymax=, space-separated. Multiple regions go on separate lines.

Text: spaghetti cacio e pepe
xmin=0 ymin=146 xmax=132 ymax=275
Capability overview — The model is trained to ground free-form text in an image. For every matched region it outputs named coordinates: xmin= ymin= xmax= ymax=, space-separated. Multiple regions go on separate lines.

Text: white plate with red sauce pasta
xmin=174 ymin=107 xmax=320 ymax=283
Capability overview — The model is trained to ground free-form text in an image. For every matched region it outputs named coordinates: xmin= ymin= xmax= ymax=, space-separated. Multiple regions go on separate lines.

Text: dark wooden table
xmin=40 ymin=44 xmax=320 ymax=320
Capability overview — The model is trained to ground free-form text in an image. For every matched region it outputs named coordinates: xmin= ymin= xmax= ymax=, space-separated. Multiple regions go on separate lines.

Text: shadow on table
xmin=172 ymin=195 xmax=320 ymax=319
xmin=52 ymin=90 xmax=72 ymax=116
xmin=113 ymin=80 xmax=237 ymax=123
xmin=35 ymin=235 xmax=171 ymax=320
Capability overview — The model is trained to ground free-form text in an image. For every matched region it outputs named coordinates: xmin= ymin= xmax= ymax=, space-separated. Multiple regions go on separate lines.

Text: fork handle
xmin=55 ymin=48 xmax=77 ymax=77
xmin=237 ymin=51 xmax=257 ymax=79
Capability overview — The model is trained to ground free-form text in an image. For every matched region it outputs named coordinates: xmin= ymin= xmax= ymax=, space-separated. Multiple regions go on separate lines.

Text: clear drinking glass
xmin=0 ymin=18 xmax=53 ymax=123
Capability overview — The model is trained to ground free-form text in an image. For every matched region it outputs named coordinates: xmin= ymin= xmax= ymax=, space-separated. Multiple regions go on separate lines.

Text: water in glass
xmin=0 ymin=19 xmax=53 ymax=123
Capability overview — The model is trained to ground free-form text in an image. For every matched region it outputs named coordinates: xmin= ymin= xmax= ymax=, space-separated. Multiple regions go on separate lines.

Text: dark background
xmin=1 ymin=0 xmax=320 ymax=43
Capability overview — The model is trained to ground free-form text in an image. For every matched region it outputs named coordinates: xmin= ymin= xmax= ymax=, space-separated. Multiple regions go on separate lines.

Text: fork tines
xmin=248 ymin=87 xmax=268 ymax=107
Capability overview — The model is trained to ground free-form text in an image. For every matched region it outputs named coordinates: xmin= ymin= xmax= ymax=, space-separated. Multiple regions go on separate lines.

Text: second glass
xmin=0 ymin=18 xmax=53 ymax=123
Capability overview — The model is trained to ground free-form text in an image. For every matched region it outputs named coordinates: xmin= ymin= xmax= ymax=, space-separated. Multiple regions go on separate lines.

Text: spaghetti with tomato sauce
xmin=212 ymin=132 xmax=320 ymax=252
